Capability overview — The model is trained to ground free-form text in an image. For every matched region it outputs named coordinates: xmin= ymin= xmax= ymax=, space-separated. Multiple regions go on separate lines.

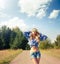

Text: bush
xmin=25 ymin=44 xmax=30 ymax=50
xmin=39 ymin=40 xmax=53 ymax=49
xmin=53 ymin=35 xmax=60 ymax=49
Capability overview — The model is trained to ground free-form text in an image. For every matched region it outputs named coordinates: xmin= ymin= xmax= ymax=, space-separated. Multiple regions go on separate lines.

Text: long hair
xmin=30 ymin=31 xmax=40 ymax=40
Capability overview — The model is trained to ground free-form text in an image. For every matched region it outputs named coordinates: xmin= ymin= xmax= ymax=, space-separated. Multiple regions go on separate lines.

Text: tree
xmin=39 ymin=38 xmax=53 ymax=49
xmin=0 ymin=32 xmax=4 ymax=49
xmin=9 ymin=30 xmax=17 ymax=48
xmin=54 ymin=35 xmax=60 ymax=48
xmin=10 ymin=27 xmax=28 ymax=49
xmin=0 ymin=26 xmax=12 ymax=49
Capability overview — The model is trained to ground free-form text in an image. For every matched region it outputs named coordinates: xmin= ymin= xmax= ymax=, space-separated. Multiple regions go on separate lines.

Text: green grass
xmin=0 ymin=49 xmax=23 ymax=64
xmin=40 ymin=49 xmax=60 ymax=59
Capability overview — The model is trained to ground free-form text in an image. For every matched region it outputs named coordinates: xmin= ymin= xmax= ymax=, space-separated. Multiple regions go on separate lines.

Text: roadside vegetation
xmin=0 ymin=49 xmax=22 ymax=64
xmin=40 ymin=49 xmax=60 ymax=59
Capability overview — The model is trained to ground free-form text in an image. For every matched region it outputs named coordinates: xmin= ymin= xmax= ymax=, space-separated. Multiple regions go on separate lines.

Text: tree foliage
xmin=54 ymin=35 xmax=60 ymax=49
xmin=0 ymin=26 xmax=60 ymax=50
xmin=39 ymin=39 xmax=53 ymax=49
xmin=0 ymin=26 xmax=28 ymax=50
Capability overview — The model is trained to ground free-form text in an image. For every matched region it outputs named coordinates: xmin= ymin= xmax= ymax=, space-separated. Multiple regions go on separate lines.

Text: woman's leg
xmin=37 ymin=51 xmax=41 ymax=64
xmin=37 ymin=58 xmax=40 ymax=64
xmin=30 ymin=51 xmax=41 ymax=64
xmin=31 ymin=58 xmax=38 ymax=64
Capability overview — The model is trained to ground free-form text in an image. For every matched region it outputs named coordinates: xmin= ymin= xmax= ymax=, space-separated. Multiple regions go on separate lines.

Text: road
xmin=10 ymin=50 xmax=60 ymax=64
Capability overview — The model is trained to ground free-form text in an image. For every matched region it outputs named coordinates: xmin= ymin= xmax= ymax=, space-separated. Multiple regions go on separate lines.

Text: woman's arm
xmin=23 ymin=31 xmax=31 ymax=40
xmin=40 ymin=33 xmax=48 ymax=41
xmin=35 ymin=35 xmax=40 ymax=43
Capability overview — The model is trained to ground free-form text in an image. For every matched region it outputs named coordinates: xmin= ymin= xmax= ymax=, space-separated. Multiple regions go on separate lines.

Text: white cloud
xmin=36 ymin=9 xmax=46 ymax=18
xmin=0 ymin=17 xmax=27 ymax=31
xmin=18 ymin=0 xmax=52 ymax=18
xmin=0 ymin=12 xmax=10 ymax=18
xmin=0 ymin=0 xmax=8 ymax=10
xmin=49 ymin=10 xmax=60 ymax=19
xmin=0 ymin=0 xmax=11 ymax=18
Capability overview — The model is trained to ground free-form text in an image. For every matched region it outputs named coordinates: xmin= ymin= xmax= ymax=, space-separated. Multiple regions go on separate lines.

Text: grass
xmin=0 ymin=49 xmax=23 ymax=64
xmin=40 ymin=49 xmax=60 ymax=59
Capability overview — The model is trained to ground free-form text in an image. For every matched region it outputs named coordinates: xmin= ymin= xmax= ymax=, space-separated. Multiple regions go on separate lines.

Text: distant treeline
xmin=0 ymin=26 xmax=60 ymax=50
xmin=0 ymin=26 xmax=29 ymax=50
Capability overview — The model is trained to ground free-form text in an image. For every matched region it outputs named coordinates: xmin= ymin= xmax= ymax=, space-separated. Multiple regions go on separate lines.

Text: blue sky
xmin=0 ymin=0 xmax=60 ymax=42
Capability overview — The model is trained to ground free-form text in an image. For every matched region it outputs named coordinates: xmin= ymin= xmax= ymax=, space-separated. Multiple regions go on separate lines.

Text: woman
xmin=24 ymin=28 xmax=47 ymax=64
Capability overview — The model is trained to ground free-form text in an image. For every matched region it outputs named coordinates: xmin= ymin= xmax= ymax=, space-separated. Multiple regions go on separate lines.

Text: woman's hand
xmin=35 ymin=36 xmax=40 ymax=43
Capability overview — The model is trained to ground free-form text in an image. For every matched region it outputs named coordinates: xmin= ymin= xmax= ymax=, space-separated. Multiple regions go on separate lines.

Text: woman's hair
xmin=31 ymin=28 xmax=38 ymax=33
xmin=30 ymin=28 xmax=40 ymax=40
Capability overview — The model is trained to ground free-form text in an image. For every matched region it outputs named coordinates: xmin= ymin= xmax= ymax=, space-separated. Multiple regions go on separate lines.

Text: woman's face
xmin=32 ymin=31 xmax=37 ymax=35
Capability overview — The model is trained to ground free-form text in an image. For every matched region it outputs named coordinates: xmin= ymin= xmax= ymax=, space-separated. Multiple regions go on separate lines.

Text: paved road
xmin=10 ymin=50 xmax=60 ymax=64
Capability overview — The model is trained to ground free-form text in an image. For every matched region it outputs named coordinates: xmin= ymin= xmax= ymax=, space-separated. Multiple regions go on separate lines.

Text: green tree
xmin=10 ymin=27 xmax=28 ymax=49
xmin=54 ymin=35 xmax=60 ymax=48
xmin=0 ymin=32 xmax=4 ymax=49
xmin=9 ymin=30 xmax=16 ymax=48
xmin=39 ymin=38 xmax=52 ymax=49
xmin=0 ymin=26 xmax=12 ymax=49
